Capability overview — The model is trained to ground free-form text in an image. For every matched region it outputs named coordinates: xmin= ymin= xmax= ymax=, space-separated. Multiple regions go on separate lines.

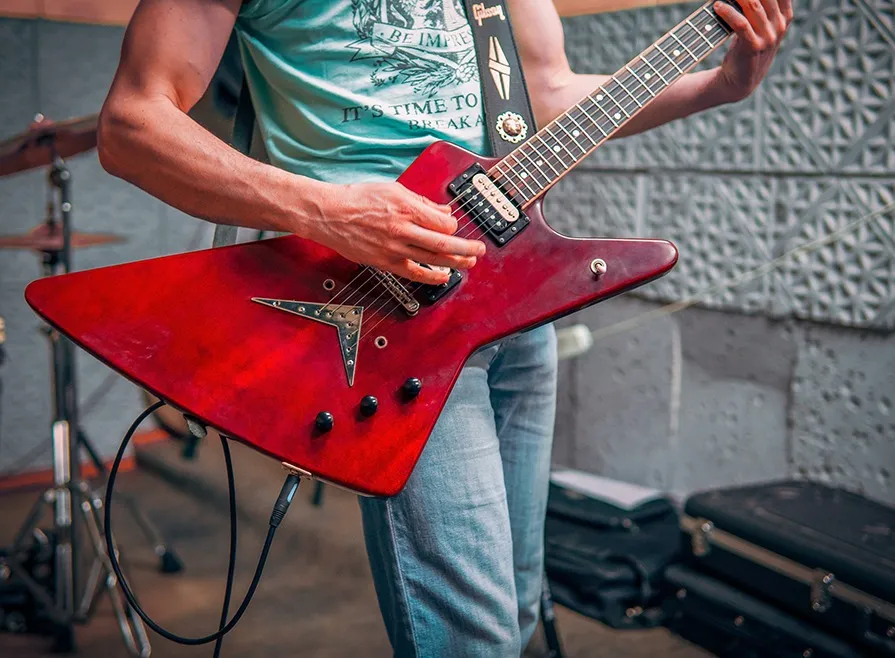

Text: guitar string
xmin=312 ymin=6 xmax=725 ymax=320
xmin=357 ymin=12 xmax=727 ymax=340
xmin=328 ymin=9 xmax=726 ymax=331
xmin=357 ymin=13 xmax=728 ymax=340
xmin=312 ymin=6 xmax=724 ymax=321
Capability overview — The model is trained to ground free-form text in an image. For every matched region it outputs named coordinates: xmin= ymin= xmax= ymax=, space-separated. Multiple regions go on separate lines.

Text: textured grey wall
xmin=549 ymin=0 xmax=895 ymax=504
xmin=1 ymin=5 xmax=893 ymax=508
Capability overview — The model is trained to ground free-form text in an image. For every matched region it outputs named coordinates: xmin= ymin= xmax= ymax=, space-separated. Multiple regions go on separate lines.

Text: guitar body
xmin=25 ymin=141 xmax=677 ymax=496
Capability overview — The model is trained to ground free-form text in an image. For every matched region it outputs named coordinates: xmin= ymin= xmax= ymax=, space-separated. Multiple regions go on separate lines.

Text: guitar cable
xmin=104 ymin=400 xmax=302 ymax=655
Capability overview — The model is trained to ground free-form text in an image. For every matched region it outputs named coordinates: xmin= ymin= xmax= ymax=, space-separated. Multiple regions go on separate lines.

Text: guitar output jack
xmin=375 ymin=336 xmax=388 ymax=349
xmin=323 ymin=278 xmax=336 ymax=291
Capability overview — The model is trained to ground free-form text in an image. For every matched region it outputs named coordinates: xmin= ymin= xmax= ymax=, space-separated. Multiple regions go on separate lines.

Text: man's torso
xmin=236 ymin=0 xmax=489 ymax=183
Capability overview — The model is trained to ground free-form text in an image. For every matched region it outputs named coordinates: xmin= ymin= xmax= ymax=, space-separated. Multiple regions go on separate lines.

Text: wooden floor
xmin=0 ymin=440 xmax=710 ymax=657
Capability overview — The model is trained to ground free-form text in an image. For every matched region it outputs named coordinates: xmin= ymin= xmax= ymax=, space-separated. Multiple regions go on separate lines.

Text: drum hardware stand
xmin=0 ymin=153 xmax=171 ymax=656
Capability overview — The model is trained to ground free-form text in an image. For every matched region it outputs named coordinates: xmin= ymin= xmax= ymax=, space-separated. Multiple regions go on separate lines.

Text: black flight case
xmin=680 ymin=480 xmax=895 ymax=656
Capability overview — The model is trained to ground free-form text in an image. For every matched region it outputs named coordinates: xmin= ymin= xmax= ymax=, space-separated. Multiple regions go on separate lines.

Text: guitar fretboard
xmin=490 ymin=1 xmax=733 ymax=204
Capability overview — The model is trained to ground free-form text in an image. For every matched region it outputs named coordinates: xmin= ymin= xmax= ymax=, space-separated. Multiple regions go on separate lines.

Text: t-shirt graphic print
xmin=237 ymin=0 xmax=489 ymax=184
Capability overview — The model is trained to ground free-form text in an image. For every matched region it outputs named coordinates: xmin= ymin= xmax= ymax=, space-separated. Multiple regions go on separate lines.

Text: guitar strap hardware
xmin=462 ymin=0 xmax=538 ymax=157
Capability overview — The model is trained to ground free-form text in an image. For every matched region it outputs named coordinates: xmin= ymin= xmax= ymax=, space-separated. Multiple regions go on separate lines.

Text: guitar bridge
xmin=448 ymin=164 xmax=529 ymax=247
xmin=370 ymin=269 xmax=420 ymax=316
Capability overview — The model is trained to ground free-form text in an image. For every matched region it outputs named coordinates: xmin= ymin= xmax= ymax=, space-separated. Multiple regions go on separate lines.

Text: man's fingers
xmin=395 ymin=260 xmax=451 ymax=284
xmin=757 ymin=0 xmax=786 ymax=35
xmin=715 ymin=2 xmax=761 ymax=49
xmin=396 ymin=243 xmax=478 ymax=270
xmin=777 ymin=0 xmax=793 ymax=24
xmin=732 ymin=0 xmax=772 ymax=46
xmin=404 ymin=223 xmax=486 ymax=258
xmin=413 ymin=205 xmax=459 ymax=235
xmin=406 ymin=192 xmax=458 ymax=234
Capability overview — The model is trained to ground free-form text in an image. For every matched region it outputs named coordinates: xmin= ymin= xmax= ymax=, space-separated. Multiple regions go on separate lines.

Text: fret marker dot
xmin=644 ymin=73 xmax=652 ymax=80
xmin=536 ymin=160 xmax=544 ymax=166
xmin=673 ymin=49 xmax=680 ymax=57
xmin=596 ymin=94 xmax=604 ymax=101
xmin=614 ymin=112 xmax=621 ymax=120
xmin=521 ymin=172 xmax=528 ymax=178
xmin=705 ymin=24 xmax=712 ymax=31
xmin=572 ymin=129 xmax=580 ymax=137
xmin=553 ymin=145 xmax=561 ymax=153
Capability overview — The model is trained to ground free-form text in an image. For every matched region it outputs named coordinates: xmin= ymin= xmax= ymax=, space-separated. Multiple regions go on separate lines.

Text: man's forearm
xmin=533 ymin=67 xmax=736 ymax=138
xmin=98 ymin=94 xmax=328 ymax=236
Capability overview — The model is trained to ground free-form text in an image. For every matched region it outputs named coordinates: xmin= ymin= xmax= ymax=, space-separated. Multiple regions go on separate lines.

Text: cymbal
xmin=0 ymin=114 xmax=99 ymax=176
xmin=0 ymin=222 xmax=125 ymax=253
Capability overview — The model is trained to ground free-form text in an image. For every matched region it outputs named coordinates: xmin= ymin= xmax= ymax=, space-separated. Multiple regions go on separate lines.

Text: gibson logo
xmin=472 ymin=3 xmax=506 ymax=27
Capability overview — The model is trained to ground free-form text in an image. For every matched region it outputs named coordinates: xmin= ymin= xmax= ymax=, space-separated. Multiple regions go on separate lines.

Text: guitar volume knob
xmin=402 ymin=378 xmax=422 ymax=399
xmin=360 ymin=395 xmax=378 ymax=417
xmin=315 ymin=411 xmax=334 ymax=432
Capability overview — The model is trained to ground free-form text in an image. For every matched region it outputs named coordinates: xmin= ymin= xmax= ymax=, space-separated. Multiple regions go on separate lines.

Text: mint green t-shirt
xmin=235 ymin=0 xmax=488 ymax=184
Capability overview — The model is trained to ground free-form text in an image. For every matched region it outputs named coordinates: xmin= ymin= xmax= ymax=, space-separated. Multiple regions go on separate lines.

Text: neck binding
xmin=490 ymin=0 xmax=735 ymax=206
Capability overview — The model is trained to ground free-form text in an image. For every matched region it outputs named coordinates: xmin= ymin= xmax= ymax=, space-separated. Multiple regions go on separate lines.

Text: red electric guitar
xmin=26 ymin=3 xmax=732 ymax=496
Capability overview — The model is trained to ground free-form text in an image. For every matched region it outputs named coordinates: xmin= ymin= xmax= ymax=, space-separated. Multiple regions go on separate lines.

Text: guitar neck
xmin=490 ymin=0 xmax=734 ymax=205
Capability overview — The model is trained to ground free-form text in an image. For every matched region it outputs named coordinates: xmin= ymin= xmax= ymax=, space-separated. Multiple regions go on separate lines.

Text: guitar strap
xmin=462 ymin=0 xmax=538 ymax=158
xmin=214 ymin=0 xmax=535 ymax=247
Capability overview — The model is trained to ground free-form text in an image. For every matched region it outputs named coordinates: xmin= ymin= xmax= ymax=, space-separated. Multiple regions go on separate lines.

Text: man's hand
xmin=305 ymin=183 xmax=486 ymax=286
xmin=714 ymin=0 xmax=793 ymax=102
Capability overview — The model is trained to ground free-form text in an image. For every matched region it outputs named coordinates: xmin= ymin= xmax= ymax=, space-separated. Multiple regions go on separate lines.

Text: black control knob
xmin=402 ymin=377 xmax=422 ymax=399
xmin=315 ymin=411 xmax=334 ymax=432
xmin=360 ymin=395 xmax=378 ymax=417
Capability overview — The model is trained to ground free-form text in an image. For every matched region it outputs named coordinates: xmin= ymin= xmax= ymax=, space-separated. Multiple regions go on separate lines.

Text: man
xmin=98 ymin=0 xmax=790 ymax=654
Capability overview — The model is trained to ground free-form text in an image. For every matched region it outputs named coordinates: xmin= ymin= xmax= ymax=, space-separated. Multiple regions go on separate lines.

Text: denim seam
xmin=385 ymin=498 xmax=421 ymax=658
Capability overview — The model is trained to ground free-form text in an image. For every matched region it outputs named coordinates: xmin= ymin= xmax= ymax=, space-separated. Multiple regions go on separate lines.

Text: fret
xmin=524 ymin=135 xmax=566 ymax=181
xmin=615 ymin=73 xmax=644 ymax=108
xmin=487 ymin=1 xmax=734 ymax=207
xmin=640 ymin=54 xmax=670 ymax=86
xmin=535 ymin=133 xmax=571 ymax=169
xmin=686 ymin=18 xmax=716 ymax=48
xmin=625 ymin=64 xmax=656 ymax=99
xmin=655 ymin=43 xmax=684 ymax=74
xmin=702 ymin=5 xmax=728 ymax=31
xmin=587 ymin=95 xmax=621 ymax=128
xmin=513 ymin=146 xmax=552 ymax=189
xmin=555 ymin=119 xmax=589 ymax=152
xmin=669 ymin=31 xmax=697 ymax=62
xmin=544 ymin=126 xmax=579 ymax=162
xmin=565 ymin=111 xmax=599 ymax=147
xmin=514 ymin=170 xmax=540 ymax=197
xmin=600 ymin=85 xmax=630 ymax=121
xmin=502 ymin=155 xmax=540 ymax=197
xmin=500 ymin=150 xmax=537 ymax=193
xmin=574 ymin=103 xmax=610 ymax=139
xmin=491 ymin=156 xmax=535 ymax=198
xmin=522 ymin=142 xmax=563 ymax=178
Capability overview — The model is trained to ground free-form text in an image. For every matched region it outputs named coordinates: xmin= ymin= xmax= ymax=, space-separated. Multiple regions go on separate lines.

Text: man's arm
xmin=99 ymin=0 xmax=484 ymax=284
xmin=511 ymin=0 xmax=792 ymax=135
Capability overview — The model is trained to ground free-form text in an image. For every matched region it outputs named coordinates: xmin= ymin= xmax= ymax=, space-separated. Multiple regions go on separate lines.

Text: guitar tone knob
xmin=360 ymin=395 xmax=378 ymax=417
xmin=402 ymin=378 xmax=422 ymax=399
xmin=315 ymin=411 xmax=334 ymax=432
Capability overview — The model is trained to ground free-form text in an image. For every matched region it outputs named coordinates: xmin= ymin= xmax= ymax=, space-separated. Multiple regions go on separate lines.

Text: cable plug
xmin=269 ymin=473 xmax=301 ymax=529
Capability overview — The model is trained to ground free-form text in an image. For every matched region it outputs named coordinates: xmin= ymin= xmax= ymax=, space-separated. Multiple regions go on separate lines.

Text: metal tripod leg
xmin=2 ymin=423 xmax=79 ymax=650
xmin=78 ymin=427 xmax=183 ymax=574
xmin=77 ymin=484 xmax=151 ymax=658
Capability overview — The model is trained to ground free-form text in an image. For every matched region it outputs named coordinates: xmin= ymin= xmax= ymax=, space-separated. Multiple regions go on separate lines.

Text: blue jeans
xmin=360 ymin=324 xmax=558 ymax=657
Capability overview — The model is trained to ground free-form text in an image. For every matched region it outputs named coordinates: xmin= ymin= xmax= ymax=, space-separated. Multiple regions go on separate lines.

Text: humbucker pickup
xmin=419 ymin=268 xmax=463 ymax=304
xmin=448 ymin=164 xmax=529 ymax=247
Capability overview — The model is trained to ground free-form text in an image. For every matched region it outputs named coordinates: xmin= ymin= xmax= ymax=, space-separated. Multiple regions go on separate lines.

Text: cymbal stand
xmin=2 ymin=155 xmax=150 ymax=656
